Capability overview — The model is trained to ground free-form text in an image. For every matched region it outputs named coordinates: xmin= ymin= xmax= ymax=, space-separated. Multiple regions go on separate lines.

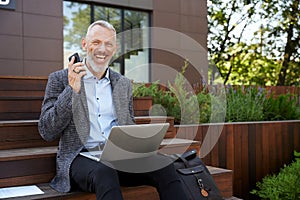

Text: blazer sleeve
xmin=38 ymin=70 xmax=74 ymax=141
xmin=128 ymin=80 xmax=135 ymax=123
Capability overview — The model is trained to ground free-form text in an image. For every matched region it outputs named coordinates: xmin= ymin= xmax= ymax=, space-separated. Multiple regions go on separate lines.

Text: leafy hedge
xmin=251 ymin=151 xmax=300 ymax=200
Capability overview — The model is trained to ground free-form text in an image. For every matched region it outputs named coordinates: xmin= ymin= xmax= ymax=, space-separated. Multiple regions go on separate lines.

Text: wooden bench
xmin=0 ymin=76 xmax=47 ymax=120
xmin=0 ymin=119 xmax=234 ymax=199
xmin=0 ymin=76 xmax=234 ymax=199
xmin=0 ymin=76 xmax=154 ymax=120
xmin=1 ymin=172 xmax=235 ymax=200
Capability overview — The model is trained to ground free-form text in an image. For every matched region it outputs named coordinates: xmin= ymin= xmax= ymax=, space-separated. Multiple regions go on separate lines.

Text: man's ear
xmin=113 ymin=43 xmax=118 ymax=55
xmin=81 ymin=38 xmax=87 ymax=51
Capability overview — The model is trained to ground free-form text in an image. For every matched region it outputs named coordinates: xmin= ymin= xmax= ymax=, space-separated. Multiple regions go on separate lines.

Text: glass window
xmin=94 ymin=6 xmax=122 ymax=73
xmin=63 ymin=1 xmax=150 ymax=82
xmin=63 ymin=1 xmax=90 ymax=67
xmin=123 ymin=10 xmax=149 ymax=82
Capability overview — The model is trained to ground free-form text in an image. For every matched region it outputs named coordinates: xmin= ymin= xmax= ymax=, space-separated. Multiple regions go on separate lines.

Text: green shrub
xmin=165 ymin=61 xmax=199 ymax=124
xmin=196 ymin=91 xmax=211 ymax=123
xmin=251 ymin=151 xmax=300 ymax=200
xmin=132 ymin=63 xmax=300 ymax=123
xmin=263 ymin=93 xmax=300 ymax=121
xmin=132 ymin=81 xmax=162 ymax=101
xmin=225 ymin=86 xmax=267 ymax=122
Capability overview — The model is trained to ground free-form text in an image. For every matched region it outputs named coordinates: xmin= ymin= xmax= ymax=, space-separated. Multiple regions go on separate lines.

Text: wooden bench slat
xmin=0 ymin=174 xmax=55 ymax=189
xmin=0 ymin=166 xmax=233 ymax=200
xmin=0 ymin=117 xmax=177 ymax=150
xmin=0 ymin=100 xmax=42 ymax=113
xmin=0 ymin=77 xmax=48 ymax=91
xmin=0 ymin=146 xmax=57 ymax=161
xmin=0 ymin=140 xmax=200 ymax=188
xmin=0 ymin=120 xmax=58 ymax=150
xmin=2 ymin=184 xmax=159 ymax=200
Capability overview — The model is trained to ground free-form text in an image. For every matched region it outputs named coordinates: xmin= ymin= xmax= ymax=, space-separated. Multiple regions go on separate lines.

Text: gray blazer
xmin=38 ymin=68 xmax=135 ymax=193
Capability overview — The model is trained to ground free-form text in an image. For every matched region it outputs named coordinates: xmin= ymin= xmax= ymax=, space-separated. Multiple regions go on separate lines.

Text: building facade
xmin=0 ymin=0 xmax=207 ymax=85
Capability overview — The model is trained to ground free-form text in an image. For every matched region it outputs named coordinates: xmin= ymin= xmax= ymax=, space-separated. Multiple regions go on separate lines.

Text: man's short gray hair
xmin=86 ymin=20 xmax=116 ymax=37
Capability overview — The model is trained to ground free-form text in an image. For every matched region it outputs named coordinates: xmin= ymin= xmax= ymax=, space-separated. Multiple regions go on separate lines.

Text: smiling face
xmin=82 ymin=24 xmax=117 ymax=75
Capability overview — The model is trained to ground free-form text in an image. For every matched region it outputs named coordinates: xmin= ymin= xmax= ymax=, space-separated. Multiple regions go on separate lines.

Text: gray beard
xmin=86 ymin=54 xmax=107 ymax=73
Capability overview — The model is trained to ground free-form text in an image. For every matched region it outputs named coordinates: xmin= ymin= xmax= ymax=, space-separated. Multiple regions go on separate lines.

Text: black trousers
xmin=70 ymin=155 xmax=188 ymax=200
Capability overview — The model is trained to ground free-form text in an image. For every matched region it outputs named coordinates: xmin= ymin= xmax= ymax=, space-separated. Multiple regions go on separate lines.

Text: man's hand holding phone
xmin=68 ymin=53 xmax=86 ymax=93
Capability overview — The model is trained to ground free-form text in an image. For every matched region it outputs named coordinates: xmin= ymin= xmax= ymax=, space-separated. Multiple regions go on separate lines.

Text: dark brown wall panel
xmin=0 ymin=0 xmax=63 ymax=76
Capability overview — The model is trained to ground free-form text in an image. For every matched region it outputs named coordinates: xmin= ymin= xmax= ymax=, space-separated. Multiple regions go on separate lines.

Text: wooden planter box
xmin=133 ymin=97 xmax=153 ymax=116
xmin=175 ymin=120 xmax=300 ymax=200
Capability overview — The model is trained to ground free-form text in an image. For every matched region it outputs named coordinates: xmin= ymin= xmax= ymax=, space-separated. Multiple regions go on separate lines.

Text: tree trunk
xmin=276 ymin=0 xmax=299 ymax=86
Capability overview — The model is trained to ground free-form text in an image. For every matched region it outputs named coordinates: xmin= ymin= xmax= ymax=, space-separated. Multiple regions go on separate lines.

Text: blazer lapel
xmin=109 ymin=69 xmax=122 ymax=125
xmin=72 ymin=79 xmax=90 ymax=144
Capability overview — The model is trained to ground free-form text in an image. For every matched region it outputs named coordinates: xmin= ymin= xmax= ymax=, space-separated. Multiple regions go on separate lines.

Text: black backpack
xmin=172 ymin=149 xmax=224 ymax=200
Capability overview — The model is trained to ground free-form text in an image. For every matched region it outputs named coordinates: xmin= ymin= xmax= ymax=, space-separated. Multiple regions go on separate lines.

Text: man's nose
xmin=98 ymin=43 xmax=106 ymax=51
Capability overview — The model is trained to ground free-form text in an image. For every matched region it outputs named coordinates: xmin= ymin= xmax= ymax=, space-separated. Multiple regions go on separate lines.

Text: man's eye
xmin=106 ymin=43 xmax=113 ymax=47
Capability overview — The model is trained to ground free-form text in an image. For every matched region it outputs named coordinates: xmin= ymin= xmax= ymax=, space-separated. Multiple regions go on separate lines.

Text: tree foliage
xmin=64 ymin=2 xmax=91 ymax=51
xmin=208 ymin=0 xmax=300 ymax=86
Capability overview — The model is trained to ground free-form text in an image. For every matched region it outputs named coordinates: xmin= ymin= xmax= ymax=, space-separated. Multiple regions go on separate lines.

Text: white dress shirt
xmin=82 ymin=61 xmax=117 ymax=148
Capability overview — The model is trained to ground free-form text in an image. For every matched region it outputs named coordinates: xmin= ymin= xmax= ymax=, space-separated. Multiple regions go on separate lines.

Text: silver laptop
xmin=80 ymin=123 xmax=170 ymax=162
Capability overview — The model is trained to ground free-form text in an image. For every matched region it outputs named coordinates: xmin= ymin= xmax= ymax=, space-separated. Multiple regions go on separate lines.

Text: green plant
xmin=263 ymin=93 xmax=300 ymax=121
xmin=132 ymin=81 xmax=161 ymax=99
xmin=251 ymin=151 xmax=300 ymax=200
xmin=132 ymin=61 xmax=201 ymax=124
xmin=166 ymin=60 xmax=199 ymax=124
xmin=132 ymin=65 xmax=300 ymax=123
xmin=196 ymin=91 xmax=211 ymax=123
xmin=225 ymin=86 xmax=268 ymax=122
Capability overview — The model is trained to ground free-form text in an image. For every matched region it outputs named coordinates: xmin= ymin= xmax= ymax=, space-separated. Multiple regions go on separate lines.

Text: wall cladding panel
xmin=153 ymin=0 xmax=180 ymax=12
xmin=24 ymin=61 xmax=62 ymax=76
xmin=152 ymin=0 xmax=208 ymax=84
xmin=23 ymin=14 xmax=63 ymax=39
xmin=180 ymin=0 xmax=207 ymax=17
xmin=0 ymin=60 xmax=23 ymax=75
xmin=23 ymin=38 xmax=62 ymax=62
xmin=181 ymin=15 xmax=207 ymax=34
xmin=22 ymin=0 xmax=62 ymax=17
xmin=0 ymin=35 xmax=23 ymax=60
xmin=0 ymin=0 xmax=63 ymax=75
xmin=0 ymin=10 xmax=22 ymax=36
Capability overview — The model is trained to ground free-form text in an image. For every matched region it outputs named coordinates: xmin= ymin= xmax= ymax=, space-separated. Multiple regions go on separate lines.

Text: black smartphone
xmin=68 ymin=53 xmax=81 ymax=63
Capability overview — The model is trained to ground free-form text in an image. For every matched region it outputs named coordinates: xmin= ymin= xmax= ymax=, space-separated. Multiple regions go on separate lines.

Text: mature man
xmin=38 ymin=20 xmax=187 ymax=200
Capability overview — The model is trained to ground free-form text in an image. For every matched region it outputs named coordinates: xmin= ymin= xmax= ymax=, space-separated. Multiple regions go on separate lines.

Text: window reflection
xmin=94 ymin=6 xmax=121 ymax=73
xmin=63 ymin=1 xmax=90 ymax=67
xmin=63 ymin=1 xmax=150 ymax=82
xmin=124 ymin=10 xmax=149 ymax=82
